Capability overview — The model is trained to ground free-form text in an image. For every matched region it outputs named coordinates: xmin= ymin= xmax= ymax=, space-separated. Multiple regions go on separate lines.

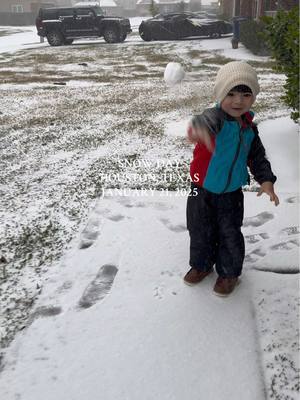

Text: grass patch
xmin=0 ymin=28 xmax=25 ymax=37
xmin=2 ymin=51 xmax=96 ymax=68
xmin=26 ymin=49 xmax=96 ymax=64
xmin=0 ymin=31 xmax=12 ymax=37
xmin=41 ymin=86 xmax=61 ymax=90
xmin=203 ymin=54 xmax=235 ymax=65
xmin=248 ymin=59 xmax=277 ymax=70
xmin=3 ymin=216 xmax=70 ymax=274
xmin=134 ymin=64 xmax=148 ymax=72
xmin=187 ymin=49 xmax=211 ymax=59
xmin=142 ymin=50 xmax=172 ymax=64
xmin=0 ymin=72 xmax=121 ymax=84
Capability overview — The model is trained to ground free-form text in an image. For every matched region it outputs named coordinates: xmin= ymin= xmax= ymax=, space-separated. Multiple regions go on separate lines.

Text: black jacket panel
xmin=247 ymin=125 xmax=277 ymax=185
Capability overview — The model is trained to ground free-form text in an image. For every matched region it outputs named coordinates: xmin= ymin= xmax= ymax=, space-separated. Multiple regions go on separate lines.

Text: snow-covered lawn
xmin=0 ymin=28 xmax=298 ymax=400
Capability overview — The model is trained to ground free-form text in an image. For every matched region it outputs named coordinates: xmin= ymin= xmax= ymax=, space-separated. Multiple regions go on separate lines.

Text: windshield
xmin=93 ymin=6 xmax=104 ymax=15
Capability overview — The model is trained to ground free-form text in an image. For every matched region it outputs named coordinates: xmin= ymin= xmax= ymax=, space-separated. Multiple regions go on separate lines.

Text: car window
xmin=42 ymin=9 xmax=58 ymax=19
xmin=58 ymin=9 xmax=74 ymax=17
xmin=93 ymin=6 xmax=104 ymax=16
xmin=164 ymin=14 xmax=178 ymax=20
xmin=172 ymin=14 xmax=186 ymax=21
xmin=76 ymin=8 xmax=92 ymax=16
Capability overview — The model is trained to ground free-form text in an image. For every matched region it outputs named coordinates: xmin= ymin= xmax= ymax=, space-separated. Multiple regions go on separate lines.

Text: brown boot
xmin=213 ymin=277 xmax=239 ymax=297
xmin=183 ymin=268 xmax=213 ymax=286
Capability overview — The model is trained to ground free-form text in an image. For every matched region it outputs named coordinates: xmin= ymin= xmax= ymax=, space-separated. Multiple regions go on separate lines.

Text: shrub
xmin=240 ymin=19 xmax=270 ymax=56
xmin=262 ymin=6 xmax=299 ymax=122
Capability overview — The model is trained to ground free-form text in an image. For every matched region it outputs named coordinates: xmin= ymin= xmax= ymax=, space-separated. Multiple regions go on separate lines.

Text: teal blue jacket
xmin=190 ymin=107 xmax=276 ymax=194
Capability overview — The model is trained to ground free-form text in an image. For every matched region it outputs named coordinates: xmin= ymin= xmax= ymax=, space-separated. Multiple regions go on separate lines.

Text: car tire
xmin=209 ymin=32 xmax=221 ymax=39
xmin=64 ymin=39 xmax=74 ymax=45
xmin=47 ymin=31 xmax=64 ymax=46
xmin=139 ymin=26 xmax=152 ymax=41
xmin=119 ymin=33 xmax=127 ymax=42
xmin=103 ymin=27 xmax=119 ymax=43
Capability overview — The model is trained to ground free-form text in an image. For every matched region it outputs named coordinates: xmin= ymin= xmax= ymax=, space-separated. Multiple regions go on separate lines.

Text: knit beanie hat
xmin=213 ymin=61 xmax=260 ymax=103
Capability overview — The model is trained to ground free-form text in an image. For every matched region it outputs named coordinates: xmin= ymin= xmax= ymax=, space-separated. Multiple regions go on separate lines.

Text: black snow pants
xmin=186 ymin=183 xmax=245 ymax=278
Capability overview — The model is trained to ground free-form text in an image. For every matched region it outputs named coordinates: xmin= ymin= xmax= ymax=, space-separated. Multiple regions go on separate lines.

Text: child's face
xmin=221 ymin=90 xmax=254 ymax=119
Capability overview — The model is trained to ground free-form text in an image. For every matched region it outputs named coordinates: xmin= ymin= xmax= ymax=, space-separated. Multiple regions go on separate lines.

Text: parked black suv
xmin=36 ymin=5 xmax=132 ymax=45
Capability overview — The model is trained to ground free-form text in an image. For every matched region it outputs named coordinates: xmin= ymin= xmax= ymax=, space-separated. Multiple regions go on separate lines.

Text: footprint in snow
xmin=152 ymin=202 xmax=174 ymax=211
xmin=245 ymin=238 xmax=299 ymax=264
xmin=243 ymin=212 xmax=274 ymax=227
xmin=107 ymin=214 xmax=125 ymax=222
xmin=285 ymin=196 xmax=299 ymax=204
xmin=94 ymin=206 xmax=126 ymax=222
xmin=161 ymin=270 xmax=174 ymax=277
xmin=159 ymin=218 xmax=186 ymax=233
xmin=244 ymin=254 xmax=257 ymax=264
xmin=280 ymin=226 xmax=300 ymax=236
xmin=244 ymin=232 xmax=269 ymax=244
xmin=28 ymin=305 xmax=62 ymax=325
xmin=252 ymin=248 xmax=267 ymax=257
xmin=123 ymin=201 xmax=147 ymax=209
xmin=270 ymin=239 xmax=299 ymax=251
xmin=79 ymin=216 xmax=101 ymax=249
xmin=245 ymin=247 xmax=266 ymax=263
xmin=153 ymin=285 xmax=164 ymax=300
xmin=55 ymin=280 xmax=73 ymax=294
xmin=78 ymin=264 xmax=118 ymax=309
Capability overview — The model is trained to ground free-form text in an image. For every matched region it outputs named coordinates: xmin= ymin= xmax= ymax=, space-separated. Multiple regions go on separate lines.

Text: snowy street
xmin=0 ymin=24 xmax=299 ymax=400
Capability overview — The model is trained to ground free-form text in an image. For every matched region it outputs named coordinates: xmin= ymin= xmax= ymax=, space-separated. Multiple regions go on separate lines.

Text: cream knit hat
xmin=213 ymin=61 xmax=260 ymax=103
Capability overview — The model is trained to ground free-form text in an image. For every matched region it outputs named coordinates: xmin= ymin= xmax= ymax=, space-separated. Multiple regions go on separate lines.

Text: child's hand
xmin=187 ymin=123 xmax=198 ymax=144
xmin=186 ymin=123 xmax=213 ymax=151
xmin=257 ymin=181 xmax=280 ymax=206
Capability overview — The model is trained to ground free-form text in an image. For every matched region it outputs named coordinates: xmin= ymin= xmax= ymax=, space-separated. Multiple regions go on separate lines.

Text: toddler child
xmin=184 ymin=61 xmax=279 ymax=296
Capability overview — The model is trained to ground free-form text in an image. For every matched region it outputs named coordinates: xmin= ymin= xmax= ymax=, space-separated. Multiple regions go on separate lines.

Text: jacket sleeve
xmin=191 ymin=108 xmax=224 ymax=135
xmin=248 ymin=126 xmax=277 ymax=184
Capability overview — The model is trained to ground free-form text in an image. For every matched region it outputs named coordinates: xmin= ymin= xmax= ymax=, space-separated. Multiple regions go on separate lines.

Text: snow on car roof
xmin=74 ymin=1 xmax=100 ymax=6
xmin=188 ymin=18 xmax=217 ymax=26
xmin=136 ymin=0 xmax=190 ymax=4
xmin=74 ymin=1 xmax=117 ymax=7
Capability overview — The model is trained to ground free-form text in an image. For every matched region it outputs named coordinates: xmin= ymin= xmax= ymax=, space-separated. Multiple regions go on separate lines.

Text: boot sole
xmin=213 ymin=279 xmax=241 ymax=297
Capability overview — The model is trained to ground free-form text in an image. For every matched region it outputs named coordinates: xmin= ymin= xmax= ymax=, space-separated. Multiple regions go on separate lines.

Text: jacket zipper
xmin=221 ymin=126 xmax=243 ymax=193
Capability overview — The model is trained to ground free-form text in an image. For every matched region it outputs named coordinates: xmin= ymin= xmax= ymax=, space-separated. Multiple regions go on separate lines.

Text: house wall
xmin=0 ymin=0 xmax=58 ymax=25
xmin=220 ymin=0 xmax=233 ymax=18
xmin=240 ymin=0 xmax=252 ymax=17
xmin=263 ymin=0 xmax=277 ymax=11
xmin=220 ymin=0 xmax=298 ymax=19
xmin=0 ymin=0 xmax=80 ymax=25
xmin=0 ymin=0 xmax=73 ymax=13
xmin=0 ymin=0 xmax=32 ymax=12
xmin=280 ymin=0 xmax=298 ymax=9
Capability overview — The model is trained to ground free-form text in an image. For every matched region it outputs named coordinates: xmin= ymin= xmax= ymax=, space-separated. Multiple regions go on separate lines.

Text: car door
xmin=185 ymin=14 xmax=207 ymax=37
xmin=155 ymin=14 xmax=177 ymax=39
xmin=58 ymin=9 xmax=76 ymax=36
xmin=71 ymin=8 xmax=97 ymax=37
xmin=170 ymin=14 xmax=191 ymax=38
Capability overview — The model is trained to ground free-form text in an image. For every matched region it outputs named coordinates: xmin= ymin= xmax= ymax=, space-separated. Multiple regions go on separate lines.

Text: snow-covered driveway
xmin=0 ymin=187 xmax=299 ymax=399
